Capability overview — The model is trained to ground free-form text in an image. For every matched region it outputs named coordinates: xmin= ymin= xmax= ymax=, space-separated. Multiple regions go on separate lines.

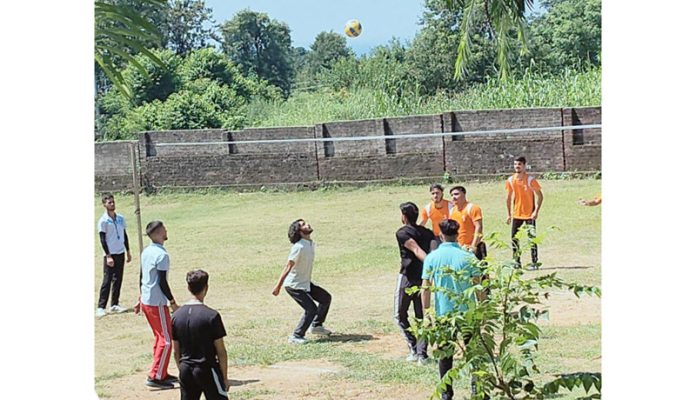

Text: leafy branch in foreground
xmin=410 ymin=226 xmax=601 ymax=399
xmin=95 ymin=0 xmax=167 ymax=100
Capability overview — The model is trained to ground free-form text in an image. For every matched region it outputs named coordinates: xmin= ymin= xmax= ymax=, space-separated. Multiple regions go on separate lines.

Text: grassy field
xmin=94 ymin=179 xmax=601 ymax=399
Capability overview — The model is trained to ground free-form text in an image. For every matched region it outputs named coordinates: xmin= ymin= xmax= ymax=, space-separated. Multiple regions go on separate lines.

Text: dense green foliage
xmin=94 ymin=0 xmax=601 ymax=139
xmin=245 ymin=67 xmax=600 ymax=128
xmin=96 ymin=48 xmax=281 ymax=139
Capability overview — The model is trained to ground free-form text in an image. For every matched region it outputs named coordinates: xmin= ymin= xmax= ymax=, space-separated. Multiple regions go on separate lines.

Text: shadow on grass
xmin=542 ymin=265 xmax=594 ymax=270
xmin=230 ymin=378 xmax=260 ymax=386
xmin=313 ymin=333 xmax=374 ymax=343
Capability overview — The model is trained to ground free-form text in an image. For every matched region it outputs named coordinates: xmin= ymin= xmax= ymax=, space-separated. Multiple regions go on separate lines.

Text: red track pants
xmin=142 ymin=304 xmax=173 ymax=380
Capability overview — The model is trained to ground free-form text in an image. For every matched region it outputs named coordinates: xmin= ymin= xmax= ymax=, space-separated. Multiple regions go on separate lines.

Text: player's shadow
xmin=314 ymin=333 xmax=374 ymax=343
xmin=230 ymin=379 xmax=260 ymax=387
xmin=543 ymin=265 xmax=593 ymax=270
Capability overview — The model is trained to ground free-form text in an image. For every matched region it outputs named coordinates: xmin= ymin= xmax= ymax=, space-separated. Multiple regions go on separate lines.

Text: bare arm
xmin=272 ymin=260 xmax=295 ymax=296
xmin=421 ymin=279 xmax=432 ymax=310
xmin=506 ymin=191 xmax=513 ymax=224
xmin=471 ymin=219 xmax=483 ymax=249
xmin=404 ymin=238 xmax=427 ymax=261
xmin=214 ymin=338 xmax=228 ymax=391
xmin=532 ymin=189 xmax=544 ymax=219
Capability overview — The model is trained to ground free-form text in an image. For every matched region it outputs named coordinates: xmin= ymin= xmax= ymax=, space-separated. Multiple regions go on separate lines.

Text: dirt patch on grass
xmin=98 ymin=359 xmax=433 ymax=400
xmin=347 ymin=333 xmax=412 ymax=361
xmin=539 ymin=289 xmax=601 ymax=326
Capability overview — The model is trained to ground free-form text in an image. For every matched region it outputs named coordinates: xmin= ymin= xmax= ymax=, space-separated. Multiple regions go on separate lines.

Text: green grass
xmin=94 ymin=179 xmax=601 ymax=399
xmin=246 ymin=68 xmax=601 ymax=128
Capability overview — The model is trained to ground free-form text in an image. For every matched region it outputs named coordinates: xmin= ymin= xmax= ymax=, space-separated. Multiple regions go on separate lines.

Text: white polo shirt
xmin=97 ymin=212 xmax=127 ymax=255
xmin=283 ymin=239 xmax=315 ymax=291
xmin=140 ymin=243 xmax=170 ymax=306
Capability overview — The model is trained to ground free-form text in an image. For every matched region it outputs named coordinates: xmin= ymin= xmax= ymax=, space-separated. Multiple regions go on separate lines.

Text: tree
xmin=122 ymin=49 xmax=181 ymax=106
xmin=165 ymin=0 xmax=218 ymax=56
xmin=445 ymin=0 xmax=534 ymax=80
xmin=408 ymin=0 xmax=498 ymax=94
xmin=95 ymin=0 xmax=168 ymax=99
xmin=528 ymin=0 xmax=601 ymax=71
xmin=305 ymin=31 xmax=354 ymax=75
xmin=220 ymin=10 xmax=294 ymax=96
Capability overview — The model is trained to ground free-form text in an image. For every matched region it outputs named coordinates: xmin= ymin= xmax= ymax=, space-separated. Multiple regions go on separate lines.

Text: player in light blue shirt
xmin=96 ymin=193 xmax=132 ymax=317
xmin=421 ymin=219 xmax=482 ymax=400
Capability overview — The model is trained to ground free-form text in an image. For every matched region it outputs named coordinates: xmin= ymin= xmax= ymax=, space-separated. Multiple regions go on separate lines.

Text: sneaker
xmin=526 ymin=263 xmax=540 ymax=271
xmin=145 ymin=377 xmax=174 ymax=389
xmin=96 ymin=308 xmax=107 ymax=318
xmin=309 ymin=325 xmax=332 ymax=336
xmin=288 ymin=335 xmax=308 ymax=345
xmin=163 ymin=375 xmax=179 ymax=384
xmin=417 ymin=355 xmax=432 ymax=366
xmin=110 ymin=304 xmax=128 ymax=313
xmin=405 ymin=352 xmax=418 ymax=362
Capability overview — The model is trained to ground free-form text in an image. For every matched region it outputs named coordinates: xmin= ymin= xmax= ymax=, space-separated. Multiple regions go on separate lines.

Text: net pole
xmin=129 ymin=142 xmax=144 ymax=257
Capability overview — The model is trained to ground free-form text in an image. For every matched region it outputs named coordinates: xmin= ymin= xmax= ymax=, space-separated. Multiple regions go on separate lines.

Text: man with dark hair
xmin=172 ymin=270 xmax=229 ymax=400
xmin=395 ymin=202 xmax=436 ymax=364
xmin=272 ymin=219 xmax=332 ymax=345
xmin=135 ymin=220 xmax=180 ymax=389
xmin=421 ymin=219 xmax=485 ymax=400
xmin=96 ymin=193 xmax=132 ymax=317
xmin=419 ymin=184 xmax=453 ymax=240
xmin=505 ymin=156 xmax=544 ymax=269
xmin=449 ymin=186 xmax=487 ymax=260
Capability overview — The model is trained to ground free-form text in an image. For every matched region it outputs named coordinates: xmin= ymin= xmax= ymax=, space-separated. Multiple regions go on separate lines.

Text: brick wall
xmin=562 ymin=107 xmax=602 ymax=171
xmin=443 ymin=108 xmax=564 ymax=176
xmin=94 ymin=141 xmax=136 ymax=192
xmin=94 ymin=107 xmax=602 ymax=192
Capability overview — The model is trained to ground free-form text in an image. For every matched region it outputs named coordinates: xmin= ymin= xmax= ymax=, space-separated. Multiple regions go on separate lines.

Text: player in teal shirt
xmin=421 ymin=219 xmax=485 ymax=400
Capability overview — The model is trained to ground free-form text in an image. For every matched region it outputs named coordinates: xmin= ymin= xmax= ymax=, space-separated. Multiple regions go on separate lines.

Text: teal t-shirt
xmin=422 ymin=242 xmax=478 ymax=316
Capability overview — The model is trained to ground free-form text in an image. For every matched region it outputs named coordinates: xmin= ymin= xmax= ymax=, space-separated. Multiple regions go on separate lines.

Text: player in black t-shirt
xmin=172 ymin=270 xmax=229 ymax=400
xmin=394 ymin=202 xmax=437 ymax=364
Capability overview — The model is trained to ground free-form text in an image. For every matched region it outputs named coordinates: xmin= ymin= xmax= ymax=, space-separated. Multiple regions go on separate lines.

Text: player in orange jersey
xmin=505 ymin=156 xmax=544 ymax=269
xmin=448 ymin=186 xmax=486 ymax=261
xmin=419 ymin=184 xmax=453 ymax=245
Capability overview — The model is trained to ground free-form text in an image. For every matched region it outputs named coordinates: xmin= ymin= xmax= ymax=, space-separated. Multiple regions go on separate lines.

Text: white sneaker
xmin=110 ymin=305 xmax=128 ymax=313
xmin=309 ymin=325 xmax=332 ymax=336
xmin=405 ymin=352 xmax=418 ymax=362
xmin=288 ymin=335 xmax=308 ymax=345
xmin=96 ymin=308 xmax=107 ymax=318
xmin=417 ymin=355 xmax=432 ymax=366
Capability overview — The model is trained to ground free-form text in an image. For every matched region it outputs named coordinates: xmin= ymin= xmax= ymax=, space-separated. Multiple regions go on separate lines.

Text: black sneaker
xmin=145 ymin=377 xmax=174 ymax=389
xmin=163 ymin=375 xmax=179 ymax=384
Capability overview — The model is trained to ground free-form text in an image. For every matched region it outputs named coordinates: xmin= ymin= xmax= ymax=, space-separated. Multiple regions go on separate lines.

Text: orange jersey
xmin=449 ymin=202 xmax=483 ymax=246
xmin=420 ymin=200 xmax=453 ymax=236
xmin=506 ymin=174 xmax=542 ymax=219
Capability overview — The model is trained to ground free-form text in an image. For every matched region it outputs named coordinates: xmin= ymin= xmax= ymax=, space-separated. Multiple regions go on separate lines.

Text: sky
xmin=206 ymin=0 xmax=428 ymax=55
xmin=206 ymin=0 xmax=543 ymax=56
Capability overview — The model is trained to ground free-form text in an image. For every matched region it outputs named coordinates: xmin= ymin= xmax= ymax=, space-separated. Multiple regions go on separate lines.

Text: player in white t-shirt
xmin=272 ymin=219 xmax=333 ymax=344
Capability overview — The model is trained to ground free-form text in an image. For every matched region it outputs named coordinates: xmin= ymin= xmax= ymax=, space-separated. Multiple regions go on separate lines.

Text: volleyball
xmin=344 ymin=19 xmax=362 ymax=38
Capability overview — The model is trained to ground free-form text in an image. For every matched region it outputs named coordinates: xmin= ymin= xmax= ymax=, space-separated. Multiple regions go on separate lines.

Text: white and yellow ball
xmin=344 ymin=19 xmax=362 ymax=38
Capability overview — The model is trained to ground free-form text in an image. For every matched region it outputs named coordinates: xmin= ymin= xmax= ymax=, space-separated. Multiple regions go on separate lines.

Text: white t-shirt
xmin=283 ymin=239 xmax=315 ymax=291
xmin=97 ymin=212 xmax=126 ymax=255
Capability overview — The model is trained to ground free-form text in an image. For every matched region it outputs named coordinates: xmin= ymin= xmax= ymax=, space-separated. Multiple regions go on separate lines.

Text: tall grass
xmin=246 ymin=67 xmax=601 ymax=127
